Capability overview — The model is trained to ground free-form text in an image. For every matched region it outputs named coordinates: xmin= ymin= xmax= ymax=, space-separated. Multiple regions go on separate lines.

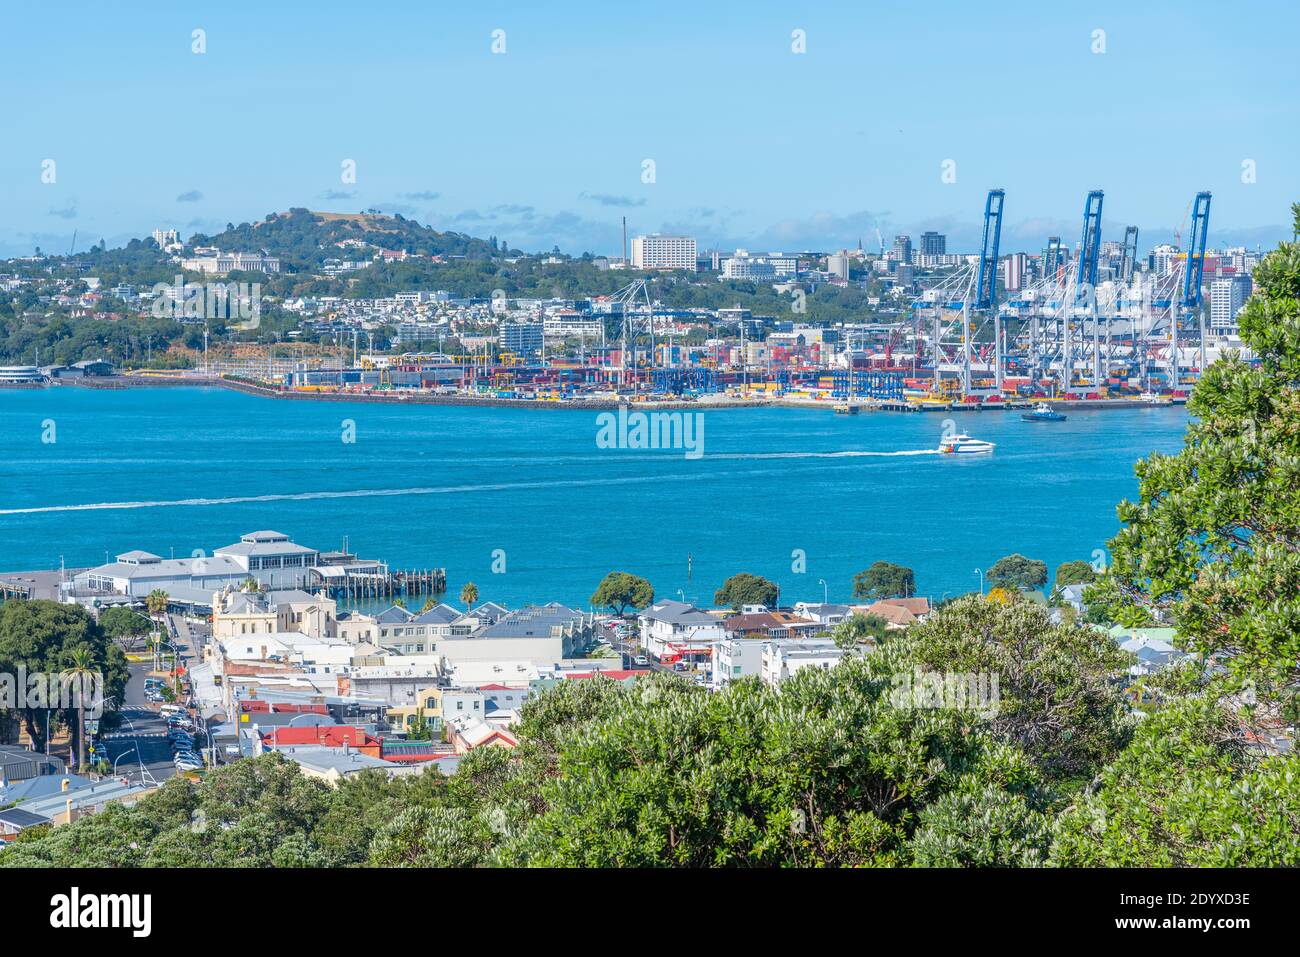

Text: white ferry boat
xmin=939 ymin=433 xmax=996 ymax=455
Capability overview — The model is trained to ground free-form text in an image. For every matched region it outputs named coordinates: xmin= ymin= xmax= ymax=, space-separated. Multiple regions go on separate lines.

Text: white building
xmin=69 ymin=530 xmax=324 ymax=605
xmin=181 ymin=250 xmax=281 ymax=275
xmin=631 ymin=235 xmax=696 ymax=271
xmin=712 ymin=637 xmax=766 ymax=690
xmin=637 ymin=600 xmax=727 ymax=660
xmin=760 ymin=639 xmax=849 ymax=687
xmin=721 ymin=250 xmax=797 ymax=281
xmin=1210 ymin=275 xmax=1252 ymax=333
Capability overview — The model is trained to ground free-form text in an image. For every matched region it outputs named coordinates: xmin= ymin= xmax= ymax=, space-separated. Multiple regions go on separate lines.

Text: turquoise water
xmin=0 ymin=387 xmax=1188 ymax=607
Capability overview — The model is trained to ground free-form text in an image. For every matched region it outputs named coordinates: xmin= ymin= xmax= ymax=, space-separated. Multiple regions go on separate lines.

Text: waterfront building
xmin=0 ymin=365 xmax=43 ymax=383
xmin=498 ymin=320 xmax=543 ymax=357
xmin=631 ymin=234 xmax=697 ymax=271
xmin=69 ymin=530 xmax=325 ymax=606
xmin=638 ymin=599 xmax=728 ymax=661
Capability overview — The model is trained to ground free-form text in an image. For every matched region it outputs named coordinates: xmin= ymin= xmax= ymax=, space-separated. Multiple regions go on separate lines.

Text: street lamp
xmin=113 ymin=747 xmax=137 ymax=775
xmin=973 ymin=568 xmax=985 ymax=595
xmin=818 ymin=578 xmax=828 ymax=604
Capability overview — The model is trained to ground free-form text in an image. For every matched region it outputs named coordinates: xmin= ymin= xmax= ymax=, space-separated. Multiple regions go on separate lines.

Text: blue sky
xmin=1 ymin=0 xmax=1296 ymax=258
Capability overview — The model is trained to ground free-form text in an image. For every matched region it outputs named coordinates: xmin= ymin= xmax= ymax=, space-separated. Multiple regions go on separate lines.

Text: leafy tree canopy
xmin=713 ymin=573 xmax=779 ymax=610
xmin=852 ymin=561 xmax=916 ymax=600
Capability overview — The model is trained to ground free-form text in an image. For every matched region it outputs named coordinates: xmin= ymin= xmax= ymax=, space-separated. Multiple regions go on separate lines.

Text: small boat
xmin=1021 ymin=402 xmax=1066 ymax=422
xmin=939 ymin=432 xmax=995 ymax=454
xmin=833 ymin=403 xmax=860 ymax=415
xmin=1139 ymin=391 xmax=1173 ymax=406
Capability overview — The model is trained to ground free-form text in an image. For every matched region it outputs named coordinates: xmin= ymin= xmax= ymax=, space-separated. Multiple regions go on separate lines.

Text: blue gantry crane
xmin=1076 ymin=189 xmax=1104 ymax=301
xmin=1121 ymin=225 xmax=1139 ymax=284
xmin=974 ymin=189 xmax=1005 ymax=310
xmin=1044 ymin=236 xmax=1062 ymax=282
xmin=1181 ymin=191 xmax=1212 ymax=309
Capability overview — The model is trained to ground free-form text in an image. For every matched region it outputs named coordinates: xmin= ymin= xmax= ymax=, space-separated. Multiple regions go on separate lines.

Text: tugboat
xmin=1021 ymin=402 xmax=1066 ymax=422
xmin=1139 ymin=391 xmax=1173 ymax=406
xmin=938 ymin=432 xmax=996 ymax=455
xmin=833 ymin=402 xmax=860 ymax=415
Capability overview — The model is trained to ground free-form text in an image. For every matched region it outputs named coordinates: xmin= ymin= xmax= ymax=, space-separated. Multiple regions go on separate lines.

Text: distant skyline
xmin=2 ymin=1 xmax=1297 ymax=259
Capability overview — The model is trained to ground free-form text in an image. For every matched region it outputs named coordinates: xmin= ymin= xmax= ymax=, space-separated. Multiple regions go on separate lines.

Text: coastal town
xmin=0 ymin=3 xmax=1295 ymax=928
xmin=0 ymin=525 xmax=1216 ymax=843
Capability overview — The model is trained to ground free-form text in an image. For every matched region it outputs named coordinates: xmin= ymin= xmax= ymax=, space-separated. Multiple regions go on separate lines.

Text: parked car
xmin=174 ymin=757 xmax=204 ymax=772
xmin=633 ymin=655 xmax=649 ymax=667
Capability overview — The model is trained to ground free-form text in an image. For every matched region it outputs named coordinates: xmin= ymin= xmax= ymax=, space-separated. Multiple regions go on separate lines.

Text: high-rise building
xmin=892 ymin=235 xmax=913 ymax=265
xmin=1004 ymin=253 xmax=1026 ymax=292
xmin=1149 ymin=244 xmax=1180 ymax=277
xmin=920 ymin=231 xmax=945 ymax=256
xmin=827 ymin=251 xmax=850 ymax=281
xmin=630 ymin=234 xmax=697 ymax=271
xmin=1210 ymin=275 xmax=1252 ymax=333
xmin=498 ymin=320 xmax=544 ymax=357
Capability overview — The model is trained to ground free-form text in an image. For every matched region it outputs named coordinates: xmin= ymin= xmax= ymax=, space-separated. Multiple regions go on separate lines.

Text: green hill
xmin=189 ymin=208 xmax=509 ymax=269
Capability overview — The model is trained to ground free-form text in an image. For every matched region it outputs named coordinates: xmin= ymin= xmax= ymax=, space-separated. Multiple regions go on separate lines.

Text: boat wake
xmin=0 ymin=449 xmax=943 ymax=515
xmin=711 ymin=449 xmax=941 ymax=460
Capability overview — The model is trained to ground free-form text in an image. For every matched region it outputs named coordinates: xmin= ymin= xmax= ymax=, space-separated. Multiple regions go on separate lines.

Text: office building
xmin=630 ymin=235 xmax=696 ymax=271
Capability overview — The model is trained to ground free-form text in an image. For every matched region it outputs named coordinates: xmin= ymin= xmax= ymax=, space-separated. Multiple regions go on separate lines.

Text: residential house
xmin=638 ymin=600 xmax=728 ymax=661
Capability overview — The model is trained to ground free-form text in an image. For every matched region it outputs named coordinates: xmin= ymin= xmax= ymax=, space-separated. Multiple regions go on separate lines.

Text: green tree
xmin=459 ymin=582 xmax=479 ymax=610
xmin=852 ymin=561 xmax=916 ymax=600
xmin=97 ymin=607 xmax=152 ymax=650
xmin=0 ymin=600 xmax=127 ymax=754
xmin=713 ymin=573 xmax=779 ymax=610
xmin=985 ymin=554 xmax=1047 ymax=592
xmin=144 ymin=589 xmax=170 ymax=619
xmin=898 ymin=594 xmax=1131 ymax=781
xmin=590 ymin=571 xmax=655 ymax=616
xmin=1104 ymin=204 xmax=1300 ymax=692
xmin=1051 ymin=698 xmax=1300 ymax=866
xmin=1053 ymin=560 xmax=1098 ymax=589
xmin=832 ymin=613 xmax=890 ymax=648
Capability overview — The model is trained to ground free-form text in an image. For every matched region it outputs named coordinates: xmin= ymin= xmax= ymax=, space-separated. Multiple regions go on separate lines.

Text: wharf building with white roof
xmin=66 ymin=531 xmax=357 ymax=610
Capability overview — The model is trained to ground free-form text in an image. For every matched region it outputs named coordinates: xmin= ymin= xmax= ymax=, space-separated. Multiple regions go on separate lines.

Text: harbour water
xmin=0 ymin=386 xmax=1189 ymax=607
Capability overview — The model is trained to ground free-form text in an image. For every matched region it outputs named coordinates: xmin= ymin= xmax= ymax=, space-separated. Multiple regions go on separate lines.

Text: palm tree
xmin=145 ymin=588 xmax=170 ymax=619
xmin=460 ymin=582 xmax=479 ymax=611
xmin=60 ymin=647 xmax=98 ymax=772
xmin=420 ymin=596 xmax=437 ymax=612
xmin=145 ymin=589 xmax=170 ymax=670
